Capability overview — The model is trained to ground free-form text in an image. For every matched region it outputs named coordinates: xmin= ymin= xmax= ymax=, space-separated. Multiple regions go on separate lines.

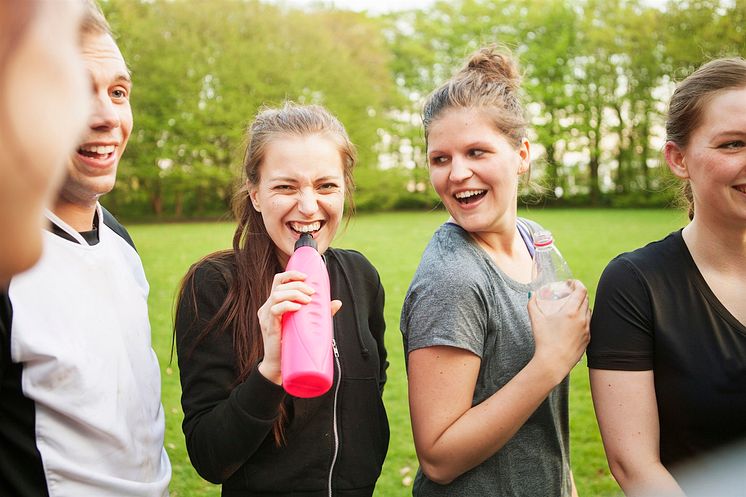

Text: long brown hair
xmin=177 ymin=102 xmax=356 ymax=445
xmin=666 ymin=57 xmax=746 ymax=220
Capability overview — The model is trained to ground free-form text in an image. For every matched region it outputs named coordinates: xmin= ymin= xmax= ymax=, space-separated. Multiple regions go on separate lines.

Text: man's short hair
xmin=81 ymin=0 xmax=112 ymax=37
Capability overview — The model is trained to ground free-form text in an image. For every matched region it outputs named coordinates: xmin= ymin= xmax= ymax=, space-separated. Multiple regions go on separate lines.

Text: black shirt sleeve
xmin=101 ymin=206 xmax=137 ymax=250
xmin=175 ymin=260 xmax=286 ymax=483
xmin=0 ymin=290 xmax=11 ymax=378
xmin=587 ymin=255 xmax=655 ymax=370
xmin=370 ymin=271 xmax=387 ymax=394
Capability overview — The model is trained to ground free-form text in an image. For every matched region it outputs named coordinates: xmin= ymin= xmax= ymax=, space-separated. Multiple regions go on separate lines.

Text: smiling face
xmin=60 ymin=31 xmax=132 ymax=209
xmin=666 ymin=86 xmax=746 ymax=226
xmin=427 ymin=107 xmax=530 ymax=236
xmin=249 ymin=133 xmax=346 ymax=266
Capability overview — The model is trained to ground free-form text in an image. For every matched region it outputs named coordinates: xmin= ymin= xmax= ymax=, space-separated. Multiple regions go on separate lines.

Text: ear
xmin=517 ymin=138 xmax=531 ymax=175
xmin=664 ymin=141 xmax=689 ymax=180
xmin=248 ymin=182 xmax=261 ymax=212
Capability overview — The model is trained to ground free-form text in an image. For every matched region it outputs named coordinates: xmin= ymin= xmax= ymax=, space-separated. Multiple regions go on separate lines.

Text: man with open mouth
xmin=2 ymin=1 xmax=171 ymax=496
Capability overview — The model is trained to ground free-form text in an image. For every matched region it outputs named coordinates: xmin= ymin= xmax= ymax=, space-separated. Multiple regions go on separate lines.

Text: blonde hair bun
xmin=461 ymin=45 xmax=521 ymax=91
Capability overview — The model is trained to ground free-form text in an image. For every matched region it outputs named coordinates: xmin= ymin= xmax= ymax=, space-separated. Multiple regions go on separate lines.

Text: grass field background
xmin=128 ymin=208 xmax=688 ymax=497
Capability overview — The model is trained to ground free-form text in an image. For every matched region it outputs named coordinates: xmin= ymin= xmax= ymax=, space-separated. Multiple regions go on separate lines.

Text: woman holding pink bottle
xmin=175 ymin=102 xmax=389 ymax=497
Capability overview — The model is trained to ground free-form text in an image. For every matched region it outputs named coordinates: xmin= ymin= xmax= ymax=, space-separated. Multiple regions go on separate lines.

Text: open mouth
xmin=289 ymin=221 xmax=323 ymax=237
xmin=454 ymin=189 xmax=487 ymax=205
xmin=77 ymin=144 xmax=116 ymax=162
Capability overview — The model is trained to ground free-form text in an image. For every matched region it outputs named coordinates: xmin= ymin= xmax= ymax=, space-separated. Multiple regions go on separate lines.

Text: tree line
xmin=99 ymin=0 xmax=746 ymax=219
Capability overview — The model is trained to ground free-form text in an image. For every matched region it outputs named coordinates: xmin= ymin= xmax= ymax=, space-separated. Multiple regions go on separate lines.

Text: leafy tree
xmin=102 ymin=0 xmax=398 ymax=218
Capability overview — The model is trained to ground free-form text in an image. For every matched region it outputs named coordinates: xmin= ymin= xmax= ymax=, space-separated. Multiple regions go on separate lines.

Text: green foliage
xmin=353 ymin=167 xmax=440 ymax=211
xmin=101 ymin=0 xmax=397 ymax=219
xmin=128 ymin=209 xmax=686 ymax=496
xmin=98 ymin=0 xmax=745 ymax=220
xmin=387 ymin=0 xmax=745 ymax=207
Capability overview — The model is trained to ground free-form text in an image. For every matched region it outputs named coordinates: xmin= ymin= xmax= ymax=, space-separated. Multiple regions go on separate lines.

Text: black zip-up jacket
xmin=175 ymin=248 xmax=389 ymax=497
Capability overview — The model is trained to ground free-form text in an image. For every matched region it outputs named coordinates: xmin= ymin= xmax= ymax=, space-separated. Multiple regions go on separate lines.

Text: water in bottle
xmin=281 ymin=233 xmax=334 ymax=398
xmin=531 ymin=230 xmax=573 ymax=314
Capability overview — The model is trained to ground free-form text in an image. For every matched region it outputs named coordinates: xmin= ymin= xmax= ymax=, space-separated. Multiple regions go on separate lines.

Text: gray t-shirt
xmin=401 ymin=221 xmax=571 ymax=497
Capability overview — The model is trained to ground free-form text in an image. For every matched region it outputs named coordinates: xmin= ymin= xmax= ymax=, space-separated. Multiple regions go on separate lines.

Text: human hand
xmin=257 ymin=270 xmax=314 ymax=384
xmin=331 ymin=299 xmax=342 ymax=317
xmin=528 ymin=279 xmax=590 ymax=383
xmin=256 ymin=272 xmax=343 ymax=384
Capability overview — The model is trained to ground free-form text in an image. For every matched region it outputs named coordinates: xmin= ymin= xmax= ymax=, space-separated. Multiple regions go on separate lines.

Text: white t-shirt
xmin=8 ymin=205 xmax=171 ymax=497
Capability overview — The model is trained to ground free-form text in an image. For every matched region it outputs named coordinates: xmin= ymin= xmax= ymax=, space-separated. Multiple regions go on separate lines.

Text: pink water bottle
xmin=281 ymin=233 xmax=334 ymax=398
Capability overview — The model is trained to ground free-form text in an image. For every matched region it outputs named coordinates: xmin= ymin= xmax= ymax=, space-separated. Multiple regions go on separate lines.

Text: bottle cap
xmin=532 ymin=230 xmax=554 ymax=248
xmin=294 ymin=233 xmax=318 ymax=251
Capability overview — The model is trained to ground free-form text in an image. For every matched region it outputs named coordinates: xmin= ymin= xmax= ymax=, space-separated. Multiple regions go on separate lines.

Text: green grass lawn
xmin=128 ymin=208 xmax=687 ymax=497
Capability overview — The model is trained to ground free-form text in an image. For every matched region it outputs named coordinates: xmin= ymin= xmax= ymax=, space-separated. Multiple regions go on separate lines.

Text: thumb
xmin=527 ymin=291 xmax=541 ymax=317
xmin=331 ymin=300 xmax=342 ymax=317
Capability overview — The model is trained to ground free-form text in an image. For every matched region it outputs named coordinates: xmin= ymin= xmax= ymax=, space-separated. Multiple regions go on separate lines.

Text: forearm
xmin=589 ymin=370 xmax=683 ymax=497
xmin=571 ymin=470 xmax=579 ymax=497
xmin=417 ymin=357 xmax=564 ymax=484
xmin=609 ymin=459 xmax=684 ymax=497
xmin=183 ymin=366 xmax=286 ymax=483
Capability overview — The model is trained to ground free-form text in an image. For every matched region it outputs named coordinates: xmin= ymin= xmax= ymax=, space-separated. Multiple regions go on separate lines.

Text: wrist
xmin=526 ymin=354 xmax=567 ymax=387
xmin=258 ymin=361 xmax=282 ymax=385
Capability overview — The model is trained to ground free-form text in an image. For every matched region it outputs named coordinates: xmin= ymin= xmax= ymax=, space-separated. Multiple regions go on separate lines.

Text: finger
xmin=270 ymin=300 xmax=303 ymax=317
xmin=331 ymin=299 xmax=342 ymax=317
xmin=270 ymin=289 xmax=314 ymax=307
xmin=571 ymin=279 xmax=587 ymax=292
xmin=272 ymin=270 xmax=307 ymax=289
xmin=526 ymin=292 xmax=542 ymax=318
xmin=274 ymin=280 xmax=316 ymax=296
xmin=564 ymin=280 xmax=588 ymax=311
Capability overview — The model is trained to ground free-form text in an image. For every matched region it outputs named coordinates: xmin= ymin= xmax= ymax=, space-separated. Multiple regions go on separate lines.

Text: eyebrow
xmin=464 ymin=141 xmax=493 ymax=149
xmin=428 ymin=141 xmax=492 ymax=156
xmin=268 ymin=175 xmax=341 ymax=183
xmin=714 ymin=130 xmax=746 ymax=137
xmin=115 ymin=73 xmax=132 ymax=85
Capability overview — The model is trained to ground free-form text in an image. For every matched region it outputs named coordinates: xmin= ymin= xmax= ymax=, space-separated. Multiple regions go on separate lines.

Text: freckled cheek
xmin=319 ymin=196 xmax=345 ymax=219
xmin=269 ymin=196 xmax=298 ymax=214
xmin=688 ymin=154 xmax=727 ymax=186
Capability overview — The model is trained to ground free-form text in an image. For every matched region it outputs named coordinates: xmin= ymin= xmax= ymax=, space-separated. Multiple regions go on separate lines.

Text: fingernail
xmin=527 ymin=291 xmax=532 ymax=299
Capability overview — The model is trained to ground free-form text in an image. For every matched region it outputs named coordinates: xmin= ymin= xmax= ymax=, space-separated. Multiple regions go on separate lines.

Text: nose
xmin=88 ymin=90 xmax=120 ymax=131
xmin=449 ymin=155 xmax=473 ymax=183
xmin=297 ymin=188 xmax=320 ymax=216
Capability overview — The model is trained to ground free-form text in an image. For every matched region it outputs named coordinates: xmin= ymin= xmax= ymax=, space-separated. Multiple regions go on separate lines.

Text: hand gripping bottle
xmin=281 ymin=233 xmax=334 ymax=398
xmin=531 ymin=230 xmax=573 ymax=314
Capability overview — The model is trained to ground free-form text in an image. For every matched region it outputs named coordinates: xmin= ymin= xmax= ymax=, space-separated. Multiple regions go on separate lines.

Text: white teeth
xmin=80 ymin=145 xmax=115 ymax=154
xmin=290 ymin=222 xmax=321 ymax=233
xmin=455 ymin=190 xmax=485 ymax=199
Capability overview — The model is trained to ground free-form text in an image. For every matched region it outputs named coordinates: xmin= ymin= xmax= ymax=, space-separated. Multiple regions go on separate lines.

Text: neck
xmin=683 ymin=215 xmax=746 ymax=271
xmin=53 ymin=199 xmax=97 ymax=232
xmin=471 ymin=228 xmax=522 ymax=256
xmin=453 ymin=210 xmax=520 ymax=255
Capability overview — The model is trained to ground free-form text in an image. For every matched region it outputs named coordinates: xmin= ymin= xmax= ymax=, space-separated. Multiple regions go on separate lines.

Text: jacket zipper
xmin=328 ymin=339 xmax=341 ymax=497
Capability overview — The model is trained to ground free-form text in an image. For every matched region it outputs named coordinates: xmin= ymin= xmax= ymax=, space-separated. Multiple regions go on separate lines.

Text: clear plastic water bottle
xmin=531 ymin=230 xmax=573 ymax=314
xmin=281 ymin=233 xmax=334 ymax=398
